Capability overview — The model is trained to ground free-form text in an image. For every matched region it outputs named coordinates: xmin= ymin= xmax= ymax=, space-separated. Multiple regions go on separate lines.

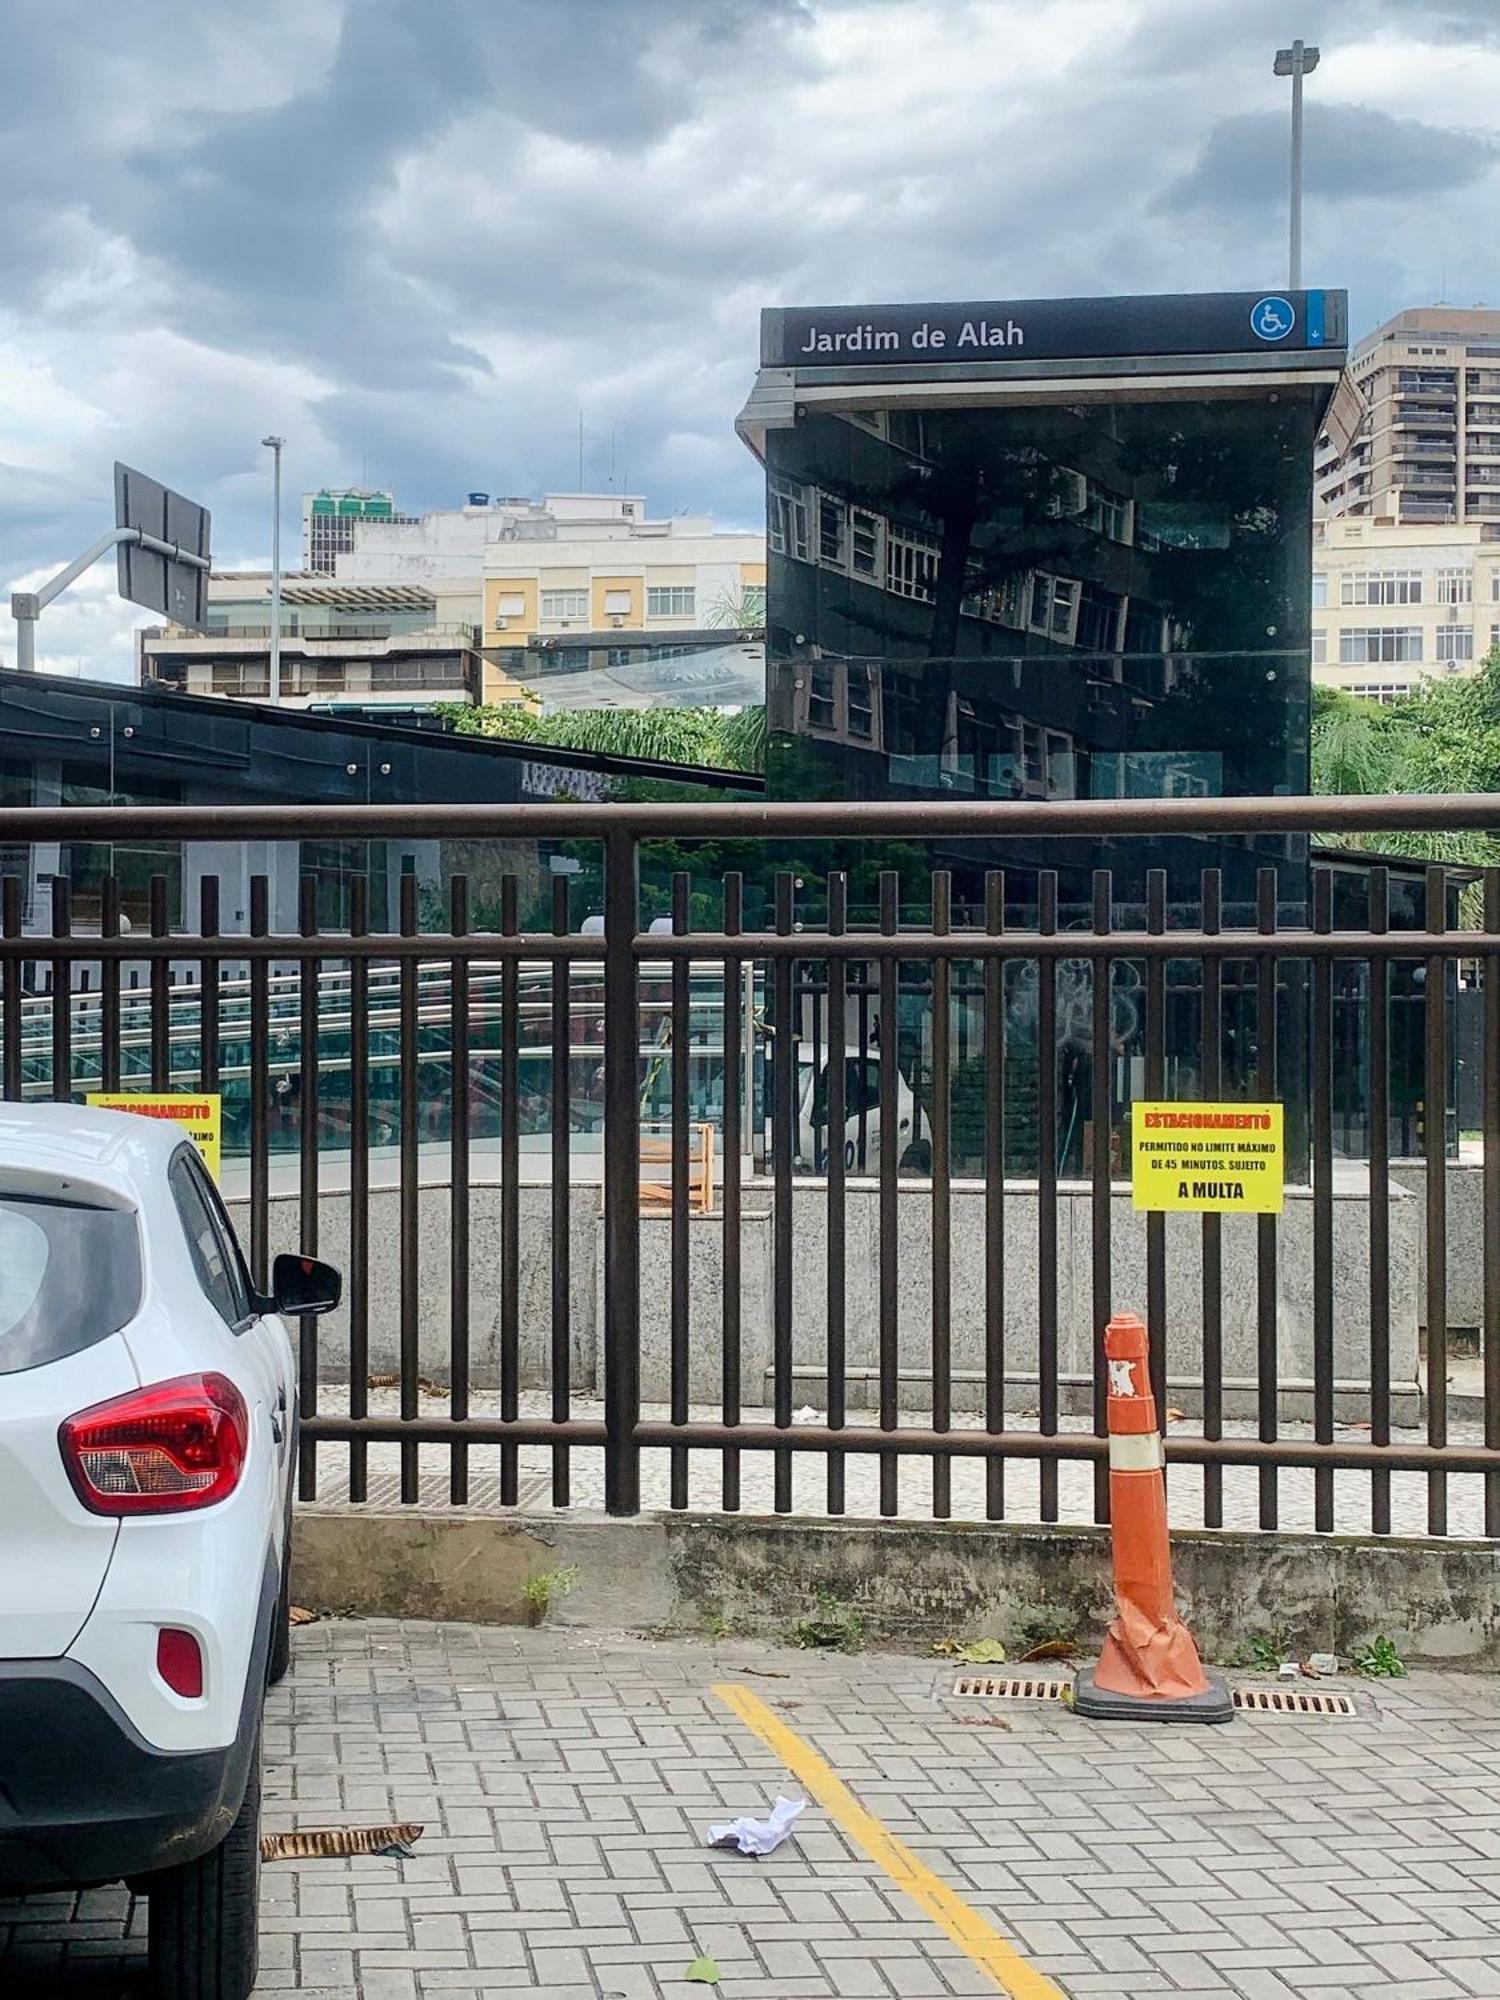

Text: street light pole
xmin=1274 ymin=40 xmax=1320 ymax=292
xmin=262 ymin=435 xmax=285 ymax=702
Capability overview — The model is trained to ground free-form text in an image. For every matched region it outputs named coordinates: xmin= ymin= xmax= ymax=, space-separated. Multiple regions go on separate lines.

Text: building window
xmin=1435 ymin=624 xmax=1474 ymax=661
xmin=1350 ymin=683 xmax=1409 ymax=706
xmin=807 ymin=664 xmax=837 ymax=732
xmin=1339 ymin=626 xmax=1424 ymax=664
xmin=1087 ymin=483 xmax=1130 ymax=543
xmin=818 ymin=493 xmax=849 ymax=569
xmin=1340 ymin=570 xmax=1422 ymax=606
xmin=1311 ymin=571 xmax=1327 ymax=608
xmin=1436 ymin=569 xmax=1472 ymax=604
xmin=1029 ymin=574 xmax=1079 ymax=641
xmin=1045 ymin=469 xmax=1087 ymax=519
xmin=1076 ymin=583 xmax=1121 ymax=653
xmin=769 ymin=475 xmax=811 ymax=561
xmin=887 ymin=529 xmax=938 ymax=602
xmin=646 ymin=586 xmax=695 ymax=618
xmin=739 ymin=583 xmax=766 ymax=620
xmin=1311 ymin=632 xmax=1327 ymax=665
xmin=494 ymin=592 xmax=526 ymax=618
xmin=847 ymin=665 xmax=878 ymax=743
xmin=603 ymin=589 xmax=633 ymax=616
xmin=540 ymin=589 xmax=589 ymax=621
xmin=849 ymin=508 xmax=883 ymax=580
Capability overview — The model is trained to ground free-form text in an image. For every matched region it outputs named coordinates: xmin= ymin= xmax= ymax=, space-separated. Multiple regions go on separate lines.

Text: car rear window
xmin=0 ymin=1195 xmax=142 ymax=1375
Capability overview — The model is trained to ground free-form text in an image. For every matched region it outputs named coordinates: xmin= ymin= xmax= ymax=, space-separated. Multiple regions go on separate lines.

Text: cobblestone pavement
xmin=7 ymin=1621 xmax=1500 ymax=1996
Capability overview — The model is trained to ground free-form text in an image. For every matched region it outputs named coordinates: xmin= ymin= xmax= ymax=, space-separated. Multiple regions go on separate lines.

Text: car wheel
xmin=266 ymin=1530 xmax=292 ymax=1689
xmin=901 ymin=1139 xmax=932 ymax=1174
xmin=147 ymin=1723 xmax=262 ymax=2000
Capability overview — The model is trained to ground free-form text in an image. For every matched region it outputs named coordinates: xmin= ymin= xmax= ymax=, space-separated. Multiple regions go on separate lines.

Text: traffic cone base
xmin=1073 ymin=1661 xmax=1234 ymax=1724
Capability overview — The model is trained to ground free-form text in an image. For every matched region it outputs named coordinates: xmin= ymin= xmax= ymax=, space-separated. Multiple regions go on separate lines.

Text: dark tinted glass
xmin=0 ymin=1196 xmax=142 ymax=1375
xmin=169 ymin=1153 xmax=244 ymax=1327
xmin=765 ymin=389 xmax=1324 ymax=912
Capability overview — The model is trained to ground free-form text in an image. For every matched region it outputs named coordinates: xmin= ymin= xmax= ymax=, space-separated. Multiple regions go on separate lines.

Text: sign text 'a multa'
xmin=1131 ymin=1102 xmax=1284 ymax=1214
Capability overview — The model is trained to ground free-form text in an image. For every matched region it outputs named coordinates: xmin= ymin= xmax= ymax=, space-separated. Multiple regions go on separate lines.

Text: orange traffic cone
xmin=1073 ymin=1312 xmax=1233 ymax=1724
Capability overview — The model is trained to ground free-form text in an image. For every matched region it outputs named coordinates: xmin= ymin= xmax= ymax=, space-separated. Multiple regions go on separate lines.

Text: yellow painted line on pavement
xmin=712 ymin=1682 xmax=1065 ymax=2000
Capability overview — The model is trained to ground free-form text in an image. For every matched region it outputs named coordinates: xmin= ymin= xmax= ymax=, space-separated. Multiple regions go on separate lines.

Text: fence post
xmin=602 ymin=828 xmax=642 ymax=1514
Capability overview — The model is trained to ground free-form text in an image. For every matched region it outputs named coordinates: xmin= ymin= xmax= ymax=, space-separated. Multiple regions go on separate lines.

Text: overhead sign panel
xmin=763 ymin=290 xmax=1346 ymax=368
xmin=114 ymin=462 xmax=211 ymax=630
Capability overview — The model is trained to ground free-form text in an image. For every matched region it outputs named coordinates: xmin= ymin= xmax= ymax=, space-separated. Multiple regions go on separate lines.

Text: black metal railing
xmin=1 ymin=793 xmax=1499 ymax=1537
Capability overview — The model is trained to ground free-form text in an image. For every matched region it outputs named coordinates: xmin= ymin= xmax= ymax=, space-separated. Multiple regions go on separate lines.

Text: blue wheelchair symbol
xmin=1251 ymin=296 xmax=1295 ymax=341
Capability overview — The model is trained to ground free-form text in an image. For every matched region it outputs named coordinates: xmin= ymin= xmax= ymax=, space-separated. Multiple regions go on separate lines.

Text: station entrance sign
xmin=1131 ymin=1102 xmax=1284 ymax=1214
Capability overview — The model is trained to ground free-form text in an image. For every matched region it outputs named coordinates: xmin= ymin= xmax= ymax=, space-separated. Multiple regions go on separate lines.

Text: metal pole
xmin=263 ymin=435 xmax=284 ymax=703
xmin=601 ymin=827 xmax=641 ymax=1515
xmin=1289 ymin=40 xmax=1305 ymax=292
xmin=10 ymin=526 xmax=206 ymax=675
xmin=14 ymin=606 xmax=35 ymax=672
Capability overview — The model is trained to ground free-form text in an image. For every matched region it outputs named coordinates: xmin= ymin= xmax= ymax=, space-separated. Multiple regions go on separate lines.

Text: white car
xmin=0 ymin=1103 xmax=339 ymax=2000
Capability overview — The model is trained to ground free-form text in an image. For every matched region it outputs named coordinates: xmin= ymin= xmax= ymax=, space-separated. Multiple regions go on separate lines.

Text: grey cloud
xmin=6 ymin=0 xmax=1500 ymax=646
xmin=1162 ymin=102 xmax=1497 ymax=211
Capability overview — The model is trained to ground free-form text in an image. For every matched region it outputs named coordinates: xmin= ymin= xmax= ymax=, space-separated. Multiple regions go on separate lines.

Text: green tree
xmin=1310 ymin=645 xmax=1500 ymax=873
xmin=436 ymin=701 xmax=766 ymax=775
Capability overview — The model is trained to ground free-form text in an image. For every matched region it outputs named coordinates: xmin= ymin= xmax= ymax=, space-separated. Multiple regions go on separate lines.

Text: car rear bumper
xmin=0 ymin=1547 xmax=275 ymax=1891
xmin=0 ymin=1657 xmax=253 ymax=1889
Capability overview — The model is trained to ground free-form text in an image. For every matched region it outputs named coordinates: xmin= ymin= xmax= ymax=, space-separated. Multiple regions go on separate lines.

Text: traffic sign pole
xmin=9 ymin=526 xmax=210 ymax=672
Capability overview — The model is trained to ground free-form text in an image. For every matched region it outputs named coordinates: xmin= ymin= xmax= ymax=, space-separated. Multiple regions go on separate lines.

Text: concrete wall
xmin=1390 ymin=1161 xmax=1485 ymax=1334
xmin=235 ymin=1174 xmax=1421 ymax=1417
xmin=292 ymin=1506 xmax=1500 ymax=1668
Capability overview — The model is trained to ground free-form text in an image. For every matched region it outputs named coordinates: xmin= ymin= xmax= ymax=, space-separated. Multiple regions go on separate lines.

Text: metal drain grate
xmin=952 ymin=1676 xmax=1357 ymax=1717
xmin=953 ymin=1675 xmax=1068 ymax=1700
xmin=1233 ymin=1686 xmax=1356 ymax=1717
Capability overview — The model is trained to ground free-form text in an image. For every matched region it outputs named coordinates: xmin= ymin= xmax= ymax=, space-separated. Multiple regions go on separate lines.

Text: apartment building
xmin=137 ymin=491 xmax=765 ymax=714
xmin=480 ymin=494 xmax=764 ymax=704
xmin=1312 ymin=517 xmax=1500 ymax=701
xmin=302 ymin=488 xmax=417 ymax=573
xmin=1317 ymin=306 xmax=1500 ymax=527
xmin=137 ymin=572 xmax=483 ymax=718
xmin=331 ymin=490 xmax=763 ymax=702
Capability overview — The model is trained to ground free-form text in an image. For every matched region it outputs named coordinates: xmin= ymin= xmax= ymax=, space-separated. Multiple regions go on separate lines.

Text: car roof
xmin=0 ymin=1102 xmax=186 ymax=1204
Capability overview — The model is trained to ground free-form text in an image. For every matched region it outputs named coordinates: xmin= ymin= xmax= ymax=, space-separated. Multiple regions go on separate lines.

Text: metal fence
xmin=2 ymin=793 xmax=1499 ymax=1539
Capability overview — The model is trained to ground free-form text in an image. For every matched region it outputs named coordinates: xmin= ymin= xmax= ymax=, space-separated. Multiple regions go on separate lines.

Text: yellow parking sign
xmin=1131 ymin=1101 xmax=1284 ymax=1214
xmin=86 ymin=1092 xmax=223 ymax=1182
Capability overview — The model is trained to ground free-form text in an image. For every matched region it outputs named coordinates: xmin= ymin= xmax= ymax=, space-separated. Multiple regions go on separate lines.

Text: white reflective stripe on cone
xmin=1108 ymin=1432 xmax=1166 ymax=1472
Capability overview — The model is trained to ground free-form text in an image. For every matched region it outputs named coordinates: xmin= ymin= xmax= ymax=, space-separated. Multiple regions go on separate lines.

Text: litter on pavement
xmin=706 ymin=1795 xmax=806 ymax=1856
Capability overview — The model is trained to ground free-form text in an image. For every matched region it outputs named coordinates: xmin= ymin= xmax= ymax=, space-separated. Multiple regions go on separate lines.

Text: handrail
xmin=0 ymin=791 xmax=1497 ymax=841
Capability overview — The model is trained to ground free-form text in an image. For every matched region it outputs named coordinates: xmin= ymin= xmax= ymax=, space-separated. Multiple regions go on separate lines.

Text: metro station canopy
xmin=737 ymin=286 xmax=1354 ymax=910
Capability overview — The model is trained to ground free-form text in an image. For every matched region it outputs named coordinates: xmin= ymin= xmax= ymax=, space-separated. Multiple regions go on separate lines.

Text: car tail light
xmin=59 ymin=1373 xmax=249 ymax=1516
xmin=157 ymin=1628 xmax=204 ymax=1699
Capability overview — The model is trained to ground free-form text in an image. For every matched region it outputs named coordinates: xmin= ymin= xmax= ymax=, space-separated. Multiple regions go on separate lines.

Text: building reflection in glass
xmin=758 ymin=385 xmax=1334 ymax=1173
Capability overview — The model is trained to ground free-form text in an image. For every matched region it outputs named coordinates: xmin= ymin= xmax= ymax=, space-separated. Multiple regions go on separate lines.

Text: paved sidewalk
xmin=6 ymin=1620 xmax=1500 ymax=1996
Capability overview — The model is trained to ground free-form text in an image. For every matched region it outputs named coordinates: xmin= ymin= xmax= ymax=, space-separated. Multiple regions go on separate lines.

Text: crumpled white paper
xmin=706 ymin=1795 xmax=806 ymax=1856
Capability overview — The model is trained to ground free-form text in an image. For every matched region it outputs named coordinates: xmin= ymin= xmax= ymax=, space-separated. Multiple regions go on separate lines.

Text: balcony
xmin=145 ymin=623 xmax=476 ymax=655
xmin=1392 ymin=409 xmax=1457 ymax=432
xmin=1397 ymin=471 xmax=1459 ymax=492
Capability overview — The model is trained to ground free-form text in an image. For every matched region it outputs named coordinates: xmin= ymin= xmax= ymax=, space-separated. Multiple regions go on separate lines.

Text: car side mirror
xmin=269 ymin=1253 xmax=342 ymax=1318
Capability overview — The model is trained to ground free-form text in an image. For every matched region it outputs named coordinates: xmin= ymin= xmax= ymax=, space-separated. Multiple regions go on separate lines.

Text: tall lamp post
xmin=1274 ymin=40 xmax=1319 ymax=291
xmin=262 ymin=435 xmax=285 ymax=703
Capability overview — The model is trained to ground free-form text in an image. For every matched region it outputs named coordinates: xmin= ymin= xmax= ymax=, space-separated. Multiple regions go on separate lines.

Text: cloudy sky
xmin=2 ymin=0 xmax=1498 ymax=677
